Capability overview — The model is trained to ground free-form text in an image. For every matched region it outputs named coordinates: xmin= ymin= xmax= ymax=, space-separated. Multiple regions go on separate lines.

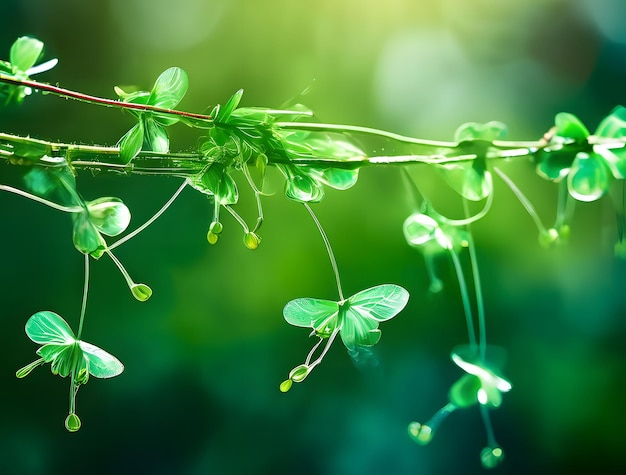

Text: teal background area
xmin=1 ymin=1 xmax=626 ymax=474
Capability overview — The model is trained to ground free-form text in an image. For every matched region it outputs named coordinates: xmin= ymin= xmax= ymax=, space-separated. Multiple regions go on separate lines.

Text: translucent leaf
xmin=86 ymin=197 xmax=131 ymax=236
xmin=567 ymin=152 xmax=611 ymax=202
xmin=448 ymin=374 xmax=481 ymax=408
xmin=595 ymin=105 xmax=626 ymax=138
xmin=79 ymin=341 xmax=124 ymax=378
xmin=403 ymin=213 xmax=438 ymax=247
xmin=454 ymin=121 xmax=507 ymax=143
xmin=15 ymin=359 xmax=45 ymax=378
xmin=340 ymin=310 xmax=381 ymax=349
xmin=23 ymin=165 xmax=81 ymax=208
xmin=25 ymin=311 xmax=75 ymax=345
xmin=72 ymin=211 xmax=107 ymax=257
xmin=437 ymin=163 xmax=492 ymax=201
xmin=65 ymin=413 xmax=81 ymax=432
xmin=217 ymin=89 xmax=244 ymax=123
xmin=555 ymin=112 xmax=590 ymax=142
xmin=347 ymin=284 xmax=410 ymax=322
xmin=118 ymin=122 xmax=144 ymax=164
xmin=188 ymin=164 xmax=239 ymax=205
xmin=144 ymin=118 xmax=169 ymax=153
xmin=131 ymin=283 xmax=152 ymax=302
xmin=10 ymin=36 xmax=44 ymax=72
xmin=149 ymin=67 xmax=188 ymax=109
xmin=280 ymin=166 xmax=325 ymax=202
xmin=283 ymin=298 xmax=339 ymax=335
xmin=319 ymin=167 xmax=359 ymax=190
xmin=42 ymin=343 xmax=84 ymax=378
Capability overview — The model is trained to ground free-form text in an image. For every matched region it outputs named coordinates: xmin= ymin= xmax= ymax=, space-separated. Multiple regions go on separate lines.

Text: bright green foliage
xmin=0 ymin=36 xmax=57 ymax=105
xmin=536 ymin=109 xmax=626 ymax=202
xmin=436 ymin=121 xmax=504 ymax=201
xmin=281 ymin=284 xmax=409 ymax=390
xmin=116 ymin=67 xmax=189 ymax=163
xmin=17 ymin=311 xmax=123 ymax=431
xmin=72 ymin=197 xmax=131 ymax=258
xmin=449 ymin=345 xmax=512 ymax=408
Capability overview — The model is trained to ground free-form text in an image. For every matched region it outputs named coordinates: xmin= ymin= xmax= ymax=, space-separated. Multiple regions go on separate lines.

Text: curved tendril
xmin=449 ymin=249 xmax=477 ymax=349
xmin=308 ymin=328 xmax=341 ymax=370
xmin=493 ymin=166 xmax=548 ymax=235
xmin=76 ymin=253 xmax=90 ymax=340
xmin=223 ymin=204 xmax=250 ymax=233
xmin=480 ymin=404 xmax=499 ymax=450
xmin=109 ymin=179 xmax=188 ymax=251
xmin=242 ymin=164 xmax=264 ymax=232
xmin=434 ymin=190 xmax=494 ymax=227
xmin=303 ymin=203 xmax=345 ymax=301
xmin=305 ymin=336 xmax=325 ymax=365
xmin=0 ymin=184 xmax=83 ymax=213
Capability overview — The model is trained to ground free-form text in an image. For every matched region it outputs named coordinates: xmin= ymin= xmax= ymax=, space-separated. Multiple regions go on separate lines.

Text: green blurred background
xmin=2 ymin=0 xmax=626 ymax=473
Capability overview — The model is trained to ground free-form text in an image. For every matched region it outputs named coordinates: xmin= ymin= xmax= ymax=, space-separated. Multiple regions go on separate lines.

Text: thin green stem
xmin=463 ymin=200 xmax=487 ymax=362
xmin=108 ymin=179 xmax=188 ymax=250
xmin=303 ymin=203 xmax=344 ymax=301
xmin=479 ymin=405 xmax=498 ymax=448
xmin=494 ymin=166 xmax=548 ymax=235
xmin=448 ymin=249 xmax=477 ymax=349
xmin=0 ymin=184 xmax=82 ymax=212
xmin=0 ymin=73 xmax=213 ymax=122
xmin=76 ymin=253 xmax=90 ymax=340
xmin=223 ymin=204 xmax=250 ymax=233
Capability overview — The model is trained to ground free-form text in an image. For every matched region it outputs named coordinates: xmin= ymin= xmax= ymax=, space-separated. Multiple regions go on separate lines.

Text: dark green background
xmin=2 ymin=1 xmax=626 ymax=474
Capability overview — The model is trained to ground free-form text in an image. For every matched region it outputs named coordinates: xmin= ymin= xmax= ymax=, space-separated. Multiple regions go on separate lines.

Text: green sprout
xmin=16 ymin=311 xmax=124 ymax=432
xmin=280 ymin=283 xmax=409 ymax=391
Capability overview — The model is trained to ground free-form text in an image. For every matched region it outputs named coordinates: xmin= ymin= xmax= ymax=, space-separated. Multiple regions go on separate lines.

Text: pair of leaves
xmin=403 ymin=212 xmax=468 ymax=254
xmin=17 ymin=311 xmax=124 ymax=382
xmin=1 ymin=36 xmax=58 ymax=105
xmin=116 ymin=67 xmax=188 ymax=163
xmin=284 ymin=284 xmax=409 ymax=352
xmin=436 ymin=121 xmax=506 ymax=201
xmin=72 ymin=197 xmax=131 ymax=258
xmin=537 ymin=108 xmax=626 ymax=201
xmin=277 ymin=163 xmax=359 ymax=202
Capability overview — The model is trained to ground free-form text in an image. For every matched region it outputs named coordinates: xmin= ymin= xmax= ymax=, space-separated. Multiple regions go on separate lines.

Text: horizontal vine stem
xmin=0 ymin=73 xmax=213 ymax=122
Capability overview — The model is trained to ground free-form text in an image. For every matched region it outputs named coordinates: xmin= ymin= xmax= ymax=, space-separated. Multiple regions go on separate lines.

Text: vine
xmin=2 ymin=36 xmax=626 ymax=469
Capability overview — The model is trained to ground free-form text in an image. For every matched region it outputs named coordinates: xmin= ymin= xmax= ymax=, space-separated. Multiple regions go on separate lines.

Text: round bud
xmin=480 ymin=446 xmax=505 ymax=469
xmin=209 ymin=221 xmax=223 ymax=235
xmin=407 ymin=422 xmax=432 ymax=445
xmin=65 ymin=413 xmax=81 ymax=432
xmin=288 ymin=364 xmax=310 ymax=383
xmin=131 ymin=283 xmax=153 ymax=302
xmin=207 ymin=231 xmax=219 ymax=245
xmin=244 ymin=232 xmax=261 ymax=250
xmin=538 ymin=228 xmax=559 ymax=248
xmin=279 ymin=379 xmax=293 ymax=393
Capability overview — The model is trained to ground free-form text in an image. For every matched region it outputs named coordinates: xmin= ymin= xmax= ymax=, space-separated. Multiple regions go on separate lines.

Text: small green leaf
xmin=25 ymin=311 xmax=75 ymax=345
xmin=448 ymin=374 xmax=481 ymax=408
xmin=10 ymin=36 xmax=44 ymax=72
xmin=567 ymin=152 xmax=611 ymax=202
xmin=279 ymin=379 xmax=293 ymax=392
xmin=454 ymin=121 xmax=507 ymax=143
xmin=283 ymin=298 xmax=339 ymax=330
xmin=347 ymin=284 xmax=409 ymax=322
xmin=437 ymin=163 xmax=492 ymax=201
xmin=118 ymin=122 xmax=144 ymax=164
xmin=149 ymin=67 xmax=188 ymax=109
xmin=595 ymin=105 xmax=626 ymax=138
xmin=85 ymin=197 xmax=131 ymax=236
xmin=216 ymin=89 xmax=244 ymax=123
xmin=408 ymin=422 xmax=433 ymax=445
xmin=144 ymin=118 xmax=169 ymax=153
xmin=72 ymin=211 xmax=107 ymax=257
xmin=189 ymin=164 xmax=239 ymax=205
xmin=79 ymin=341 xmax=124 ymax=378
xmin=243 ymin=231 xmax=261 ymax=250
xmin=15 ymin=358 xmax=45 ymax=378
xmin=555 ymin=112 xmax=590 ymax=142
xmin=288 ymin=364 xmax=310 ymax=383
xmin=65 ymin=413 xmax=81 ymax=432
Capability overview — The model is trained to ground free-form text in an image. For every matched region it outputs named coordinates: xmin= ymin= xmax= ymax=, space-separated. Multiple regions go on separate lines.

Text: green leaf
xmin=188 ymin=164 xmax=239 ymax=205
xmin=78 ymin=341 xmax=124 ymax=378
xmin=448 ymin=374 xmax=481 ymax=408
xmin=279 ymin=165 xmax=325 ymax=202
xmin=25 ymin=311 xmax=75 ymax=345
xmin=567 ymin=152 xmax=611 ymax=202
xmin=65 ymin=413 xmax=81 ymax=432
xmin=118 ymin=122 xmax=144 ymax=164
xmin=85 ymin=197 xmax=131 ymax=236
xmin=10 ymin=36 xmax=44 ymax=72
xmin=144 ymin=118 xmax=169 ymax=153
xmin=283 ymin=298 xmax=339 ymax=337
xmin=595 ymin=105 xmax=626 ymax=138
xmin=72 ymin=211 xmax=107 ymax=257
xmin=346 ymin=284 xmax=410 ymax=322
xmin=454 ymin=121 xmax=507 ymax=143
xmin=554 ymin=112 xmax=590 ymax=142
xmin=216 ymin=89 xmax=244 ymax=123
xmin=437 ymin=163 xmax=492 ymax=201
xmin=317 ymin=167 xmax=359 ymax=190
xmin=149 ymin=67 xmax=188 ymax=109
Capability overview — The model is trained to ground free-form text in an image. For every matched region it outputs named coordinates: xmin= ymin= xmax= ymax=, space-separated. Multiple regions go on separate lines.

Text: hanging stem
xmin=76 ymin=253 xmax=90 ymax=340
xmin=0 ymin=184 xmax=82 ymax=213
xmin=448 ymin=250 xmax=477 ymax=349
xmin=303 ymin=203 xmax=345 ymax=301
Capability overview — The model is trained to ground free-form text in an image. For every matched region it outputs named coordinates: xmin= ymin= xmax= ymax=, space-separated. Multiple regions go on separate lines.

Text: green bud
xmin=288 ymin=364 xmax=309 ymax=383
xmin=207 ymin=231 xmax=219 ymax=245
xmin=209 ymin=221 xmax=223 ymax=234
xmin=244 ymin=232 xmax=261 ymax=250
xmin=65 ymin=413 xmax=81 ymax=432
xmin=279 ymin=379 xmax=293 ymax=393
xmin=538 ymin=228 xmax=559 ymax=248
xmin=480 ymin=446 xmax=505 ymax=469
xmin=131 ymin=283 xmax=152 ymax=302
xmin=407 ymin=422 xmax=432 ymax=445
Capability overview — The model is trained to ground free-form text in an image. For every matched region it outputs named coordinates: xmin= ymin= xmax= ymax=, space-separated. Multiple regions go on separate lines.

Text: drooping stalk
xmin=303 ymin=203 xmax=345 ymax=301
xmin=448 ymin=249 xmax=477 ymax=349
xmin=76 ymin=253 xmax=90 ymax=340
